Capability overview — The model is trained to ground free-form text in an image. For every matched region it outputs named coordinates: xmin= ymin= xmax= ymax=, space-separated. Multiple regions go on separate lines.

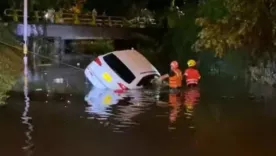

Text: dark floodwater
xmin=1 ymin=55 xmax=276 ymax=156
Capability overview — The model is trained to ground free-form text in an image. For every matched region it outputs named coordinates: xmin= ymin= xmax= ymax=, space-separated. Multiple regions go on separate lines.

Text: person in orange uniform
xmin=159 ymin=60 xmax=183 ymax=90
xmin=157 ymin=61 xmax=182 ymax=127
xmin=184 ymin=59 xmax=201 ymax=87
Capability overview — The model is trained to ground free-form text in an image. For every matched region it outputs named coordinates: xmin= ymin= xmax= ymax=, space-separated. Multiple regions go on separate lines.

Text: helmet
xmin=170 ymin=61 xmax=179 ymax=69
xmin=187 ymin=59 xmax=196 ymax=67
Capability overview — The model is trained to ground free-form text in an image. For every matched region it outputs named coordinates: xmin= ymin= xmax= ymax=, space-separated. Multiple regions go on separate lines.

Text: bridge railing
xmin=3 ymin=8 xmax=156 ymax=28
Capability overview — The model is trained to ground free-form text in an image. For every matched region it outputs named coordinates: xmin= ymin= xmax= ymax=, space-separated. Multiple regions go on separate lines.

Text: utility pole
xmin=22 ymin=0 xmax=32 ymax=152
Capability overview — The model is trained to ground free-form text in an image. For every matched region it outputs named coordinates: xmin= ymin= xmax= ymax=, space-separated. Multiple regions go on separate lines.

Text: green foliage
xmin=0 ymin=23 xmax=23 ymax=104
xmin=155 ymin=0 xmax=250 ymax=76
xmin=0 ymin=23 xmax=21 ymax=46
xmin=0 ymin=45 xmax=23 ymax=105
xmin=197 ymin=0 xmax=228 ymax=21
xmin=194 ymin=0 xmax=276 ymax=57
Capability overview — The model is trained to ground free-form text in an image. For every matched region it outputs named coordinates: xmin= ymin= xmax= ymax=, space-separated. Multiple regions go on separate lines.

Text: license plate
xmin=102 ymin=72 xmax=112 ymax=82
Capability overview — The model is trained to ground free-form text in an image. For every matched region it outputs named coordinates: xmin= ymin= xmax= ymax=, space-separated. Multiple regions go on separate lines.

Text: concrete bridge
xmin=4 ymin=8 xmax=158 ymax=40
xmin=12 ymin=23 xmax=159 ymax=40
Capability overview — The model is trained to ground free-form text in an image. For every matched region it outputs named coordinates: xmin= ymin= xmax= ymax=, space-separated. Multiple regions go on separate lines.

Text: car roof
xmin=105 ymin=49 xmax=158 ymax=75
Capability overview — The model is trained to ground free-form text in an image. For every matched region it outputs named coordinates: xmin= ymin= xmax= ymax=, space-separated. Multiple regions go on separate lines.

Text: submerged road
xmin=1 ymin=54 xmax=276 ymax=156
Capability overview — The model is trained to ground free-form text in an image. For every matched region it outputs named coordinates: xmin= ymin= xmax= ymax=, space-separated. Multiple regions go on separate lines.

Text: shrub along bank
xmin=0 ymin=23 xmax=23 ymax=105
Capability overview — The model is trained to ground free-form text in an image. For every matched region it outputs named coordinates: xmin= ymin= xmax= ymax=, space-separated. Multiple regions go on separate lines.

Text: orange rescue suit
xmin=169 ymin=68 xmax=183 ymax=88
xmin=184 ymin=68 xmax=200 ymax=85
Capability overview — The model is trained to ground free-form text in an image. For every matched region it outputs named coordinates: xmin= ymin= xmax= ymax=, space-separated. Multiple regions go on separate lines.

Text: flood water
xmin=1 ymin=54 xmax=276 ymax=156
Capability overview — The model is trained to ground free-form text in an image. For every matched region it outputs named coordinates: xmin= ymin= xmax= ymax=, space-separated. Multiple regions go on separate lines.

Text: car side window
xmin=137 ymin=74 xmax=158 ymax=86
xmin=103 ymin=54 xmax=136 ymax=84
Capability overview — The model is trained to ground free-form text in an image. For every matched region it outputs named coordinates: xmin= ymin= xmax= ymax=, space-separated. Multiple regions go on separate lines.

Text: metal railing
xmin=3 ymin=8 xmax=155 ymax=27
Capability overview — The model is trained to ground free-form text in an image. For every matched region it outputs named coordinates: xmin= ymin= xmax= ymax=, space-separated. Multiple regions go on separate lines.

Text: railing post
xmin=108 ymin=16 xmax=112 ymax=27
xmin=54 ymin=11 xmax=60 ymax=23
xmin=60 ymin=10 xmax=64 ymax=23
xmin=123 ymin=18 xmax=128 ymax=27
xmin=12 ymin=9 xmax=18 ymax=22
xmin=58 ymin=10 xmax=64 ymax=24
xmin=92 ymin=9 xmax=97 ymax=26
xmin=90 ymin=13 xmax=96 ymax=25
xmin=73 ymin=13 xmax=80 ymax=24
xmin=34 ymin=11 xmax=39 ymax=22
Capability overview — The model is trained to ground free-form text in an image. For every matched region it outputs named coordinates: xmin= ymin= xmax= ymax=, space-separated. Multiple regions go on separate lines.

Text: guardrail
xmin=3 ymin=8 xmax=156 ymax=28
xmin=4 ymin=9 xmax=127 ymax=27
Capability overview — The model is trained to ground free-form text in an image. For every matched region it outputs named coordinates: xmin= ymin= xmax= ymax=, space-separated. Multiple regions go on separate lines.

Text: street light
xmin=23 ymin=0 xmax=28 ymax=57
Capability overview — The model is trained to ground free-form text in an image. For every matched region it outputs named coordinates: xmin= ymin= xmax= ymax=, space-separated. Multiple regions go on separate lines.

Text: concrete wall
xmin=13 ymin=23 xmax=162 ymax=40
xmin=48 ymin=25 xmax=131 ymax=40
xmin=13 ymin=23 xmax=139 ymax=40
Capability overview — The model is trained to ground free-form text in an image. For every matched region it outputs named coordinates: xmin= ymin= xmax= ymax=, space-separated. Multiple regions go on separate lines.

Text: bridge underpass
xmin=3 ymin=8 xmax=162 ymax=63
xmin=4 ymin=8 xmax=159 ymax=40
xmin=9 ymin=22 xmax=162 ymax=56
xmin=14 ymin=23 xmax=141 ymax=40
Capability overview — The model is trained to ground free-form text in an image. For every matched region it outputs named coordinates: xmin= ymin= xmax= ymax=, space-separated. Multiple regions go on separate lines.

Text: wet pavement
xmin=1 ymin=55 xmax=276 ymax=156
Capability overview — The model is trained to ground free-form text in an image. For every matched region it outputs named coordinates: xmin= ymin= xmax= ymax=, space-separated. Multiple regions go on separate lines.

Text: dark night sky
xmin=84 ymin=0 xmax=173 ymax=15
xmin=0 ymin=1 xmax=10 ymax=15
xmin=83 ymin=0 xmax=185 ymax=15
xmin=0 ymin=0 xmax=187 ymax=16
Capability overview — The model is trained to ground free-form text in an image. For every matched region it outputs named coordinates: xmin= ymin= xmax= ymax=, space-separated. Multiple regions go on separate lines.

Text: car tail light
xmin=114 ymin=89 xmax=124 ymax=94
xmin=117 ymin=83 xmax=128 ymax=90
xmin=94 ymin=57 xmax=102 ymax=66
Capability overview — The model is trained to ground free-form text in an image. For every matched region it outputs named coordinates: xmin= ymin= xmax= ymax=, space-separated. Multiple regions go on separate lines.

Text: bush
xmin=0 ymin=45 xmax=23 ymax=105
xmin=0 ymin=23 xmax=20 ymax=45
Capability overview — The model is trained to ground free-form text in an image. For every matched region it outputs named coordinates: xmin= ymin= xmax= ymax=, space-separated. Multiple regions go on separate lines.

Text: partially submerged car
xmin=84 ymin=49 xmax=160 ymax=90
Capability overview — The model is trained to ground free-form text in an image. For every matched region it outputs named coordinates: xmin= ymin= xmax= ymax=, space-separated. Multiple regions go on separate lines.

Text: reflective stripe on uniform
xmin=186 ymin=79 xmax=198 ymax=85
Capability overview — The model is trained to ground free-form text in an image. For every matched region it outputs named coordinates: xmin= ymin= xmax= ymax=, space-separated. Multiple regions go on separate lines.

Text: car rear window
xmin=103 ymin=53 xmax=135 ymax=84
xmin=137 ymin=74 xmax=159 ymax=86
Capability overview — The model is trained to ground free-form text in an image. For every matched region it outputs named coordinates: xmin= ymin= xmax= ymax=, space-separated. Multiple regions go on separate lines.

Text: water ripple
xmin=183 ymin=87 xmax=200 ymax=129
xmin=84 ymin=87 xmax=202 ymax=132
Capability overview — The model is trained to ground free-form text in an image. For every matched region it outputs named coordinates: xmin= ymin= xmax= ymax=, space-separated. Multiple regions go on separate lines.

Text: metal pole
xmin=22 ymin=0 xmax=33 ymax=152
xmin=23 ymin=0 xmax=28 ymax=56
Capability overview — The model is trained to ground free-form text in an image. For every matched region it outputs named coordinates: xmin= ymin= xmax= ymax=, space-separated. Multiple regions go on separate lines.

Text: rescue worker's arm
xmin=159 ymin=74 xmax=169 ymax=80
xmin=160 ymin=71 xmax=175 ymax=80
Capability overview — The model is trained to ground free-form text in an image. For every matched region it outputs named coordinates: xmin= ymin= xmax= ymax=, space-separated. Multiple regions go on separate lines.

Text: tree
xmin=194 ymin=0 xmax=276 ymax=58
xmin=158 ymin=2 xmax=199 ymax=68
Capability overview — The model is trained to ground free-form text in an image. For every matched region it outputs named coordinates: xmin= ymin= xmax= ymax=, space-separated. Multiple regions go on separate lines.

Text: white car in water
xmin=84 ymin=49 xmax=160 ymax=90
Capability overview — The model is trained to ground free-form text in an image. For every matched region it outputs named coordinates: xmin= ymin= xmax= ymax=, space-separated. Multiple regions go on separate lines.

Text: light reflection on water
xmin=84 ymin=87 xmax=201 ymax=133
xmin=183 ymin=87 xmax=200 ymax=129
xmin=84 ymin=88 xmax=154 ymax=132
xmin=21 ymin=56 xmax=34 ymax=155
